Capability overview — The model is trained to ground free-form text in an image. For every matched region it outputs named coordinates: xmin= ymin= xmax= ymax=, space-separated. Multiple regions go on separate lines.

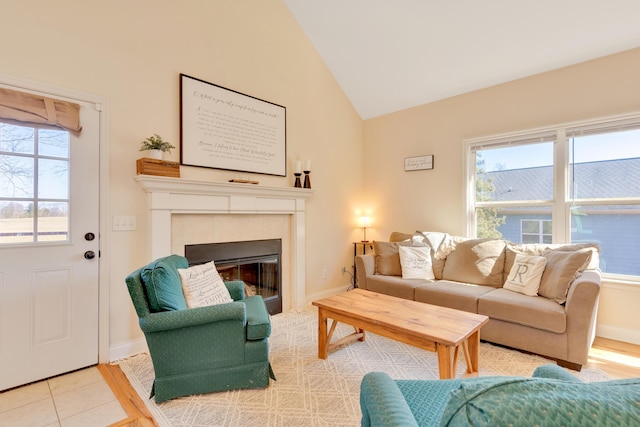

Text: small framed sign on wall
xmin=404 ymin=155 xmax=434 ymax=171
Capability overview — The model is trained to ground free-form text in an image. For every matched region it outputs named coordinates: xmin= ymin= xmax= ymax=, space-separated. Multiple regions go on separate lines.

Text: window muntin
xmin=0 ymin=122 xmax=69 ymax=244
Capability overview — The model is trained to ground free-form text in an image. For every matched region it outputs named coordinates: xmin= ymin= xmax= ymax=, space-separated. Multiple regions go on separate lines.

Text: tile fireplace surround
xmin=135 ymin=175 xmax=314 ymax=310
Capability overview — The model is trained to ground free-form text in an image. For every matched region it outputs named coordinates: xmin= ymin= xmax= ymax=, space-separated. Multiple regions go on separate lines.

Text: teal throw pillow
xmin=141 ymin=255 xmax=188 ymax=312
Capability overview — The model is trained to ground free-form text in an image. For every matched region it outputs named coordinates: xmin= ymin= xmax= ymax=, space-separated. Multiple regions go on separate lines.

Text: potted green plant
xmin=139 ymin=134 xmax=176 ymax=159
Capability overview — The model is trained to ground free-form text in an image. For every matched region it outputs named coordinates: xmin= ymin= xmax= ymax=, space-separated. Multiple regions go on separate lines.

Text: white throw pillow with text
xmin=178 ymin=261 xmax=233 ymax=308
xmin=399 ymin=246 xmax=435 ymax=280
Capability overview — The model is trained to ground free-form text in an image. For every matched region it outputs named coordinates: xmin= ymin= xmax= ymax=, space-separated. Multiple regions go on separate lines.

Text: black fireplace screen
xmin=184 ymin=239 xmax=282 ymax=314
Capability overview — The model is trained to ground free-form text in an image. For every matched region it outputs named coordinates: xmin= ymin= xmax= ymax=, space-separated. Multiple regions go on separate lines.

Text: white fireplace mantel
xmin=135 ymin=175 xmax=314 ymax=308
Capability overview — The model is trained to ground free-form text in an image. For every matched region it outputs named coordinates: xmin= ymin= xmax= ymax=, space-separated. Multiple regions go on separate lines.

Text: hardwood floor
xmin=587 ymin=337 xmax=640 ymax=379
xmin=100 ymin=338 xmax=640 ymax=426
xmin=98 ymin=364 xmax=157 ymax=427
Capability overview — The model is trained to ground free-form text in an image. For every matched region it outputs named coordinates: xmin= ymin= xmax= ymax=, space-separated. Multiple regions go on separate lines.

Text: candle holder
xmin=294 ymin=172 xmax=302 ymax=188
xmin=303 ymin=170 xmax=311 ymax=189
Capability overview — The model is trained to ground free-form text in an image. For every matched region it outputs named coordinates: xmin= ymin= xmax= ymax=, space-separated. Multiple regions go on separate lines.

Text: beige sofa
xmin=355 ymin=232 xmax=602 ymax=371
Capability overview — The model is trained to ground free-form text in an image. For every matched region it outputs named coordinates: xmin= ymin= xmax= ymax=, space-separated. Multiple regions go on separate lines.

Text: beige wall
xmin=0 ymin=1 xmax=364 ymax=356
xmin=363 ymin=48 xmax=640 ymax=343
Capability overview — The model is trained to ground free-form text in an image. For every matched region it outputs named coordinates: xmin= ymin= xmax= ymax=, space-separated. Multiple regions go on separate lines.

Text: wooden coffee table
xmin=312 ymin=289 xmax=489 ymax=379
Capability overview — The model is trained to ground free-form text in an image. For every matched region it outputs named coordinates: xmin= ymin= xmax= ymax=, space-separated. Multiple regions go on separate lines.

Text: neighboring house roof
xmin=483 ymin=157 xmax=640 ymax=201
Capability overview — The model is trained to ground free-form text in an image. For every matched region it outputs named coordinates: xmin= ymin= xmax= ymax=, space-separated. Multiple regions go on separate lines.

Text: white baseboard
xmin=305 ymin=284 xmax=352 ymax=305
xmin=109 ymin=338 xmax=148 ymax=362
xmin=596 ymin=324 xmax=640 ymax=345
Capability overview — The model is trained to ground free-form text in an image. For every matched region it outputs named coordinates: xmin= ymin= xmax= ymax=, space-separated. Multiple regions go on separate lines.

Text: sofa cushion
xmin=503 ymin=254 xmax=546 ymax=296
xmin=389 ymin=231 xmax=413 ymax=242
xmin=415 ymin=281 xmax=495 ymax=313
xmin=140 ymin=254 xmax=189 ymax=312
xmin=177 ymin=261 xmax=233 ymax=308
xmin=538 ymin=249 xmax=592 ymax=304
xmin=366 ymin=274 xmax=431 ymax=300
xmin=546 ymin=242 xmax=601 ymax=270
xmin=478 ymin=288 xmax=566 ymax=333
xmin=399 ymin=246 xmax=435 ymax=280
xmin=373 ymin=240 xmax=415 ymax=276
xmin=441 ymin=238 xmax=506 ymax=287
xmin=432 ymin=258 xmax=446 ymax=280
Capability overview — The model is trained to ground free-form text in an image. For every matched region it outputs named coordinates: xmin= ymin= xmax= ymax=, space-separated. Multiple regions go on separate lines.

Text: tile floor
xmin=0 ymin=366 xmax=127 ymax=427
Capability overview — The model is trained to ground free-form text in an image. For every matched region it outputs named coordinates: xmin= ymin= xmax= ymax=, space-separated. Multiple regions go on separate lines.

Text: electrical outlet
xmin=322 ymin=268 xmax=328 ymax=279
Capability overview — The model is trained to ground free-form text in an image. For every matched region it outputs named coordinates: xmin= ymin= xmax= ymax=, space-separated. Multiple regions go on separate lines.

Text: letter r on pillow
xmin=514 ymin=263 xmax=529 ymax=284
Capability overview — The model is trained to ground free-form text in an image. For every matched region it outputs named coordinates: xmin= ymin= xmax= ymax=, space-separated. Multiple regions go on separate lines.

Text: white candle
xmin=295 ymin=161 xmax=301 ymax=174
xmin=304 ymin=159 xmax=311 ymax=171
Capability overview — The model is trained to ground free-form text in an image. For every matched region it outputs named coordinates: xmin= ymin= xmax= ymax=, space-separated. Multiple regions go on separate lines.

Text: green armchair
xmin=125 ymin=255 xmax=275 ymax=403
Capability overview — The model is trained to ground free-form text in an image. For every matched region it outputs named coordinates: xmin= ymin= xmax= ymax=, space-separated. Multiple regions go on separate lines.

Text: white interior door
xmin=0 ymin=93 xmax=100 ymax=391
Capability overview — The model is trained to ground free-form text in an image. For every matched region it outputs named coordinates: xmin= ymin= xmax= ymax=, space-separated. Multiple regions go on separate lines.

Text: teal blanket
xmin=440 ymin=377 xmax=640 ymax=426
xmin=360 ymin=365 xmax=640 ymax=427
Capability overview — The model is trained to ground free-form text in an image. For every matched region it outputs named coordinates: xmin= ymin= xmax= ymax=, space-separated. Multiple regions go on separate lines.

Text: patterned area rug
xmin=118 ymin=305 xmax=610 ymax=427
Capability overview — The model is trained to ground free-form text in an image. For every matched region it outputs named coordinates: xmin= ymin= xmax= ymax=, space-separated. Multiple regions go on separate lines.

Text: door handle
xmin=84 ymin=251 xmax=96 ymax=260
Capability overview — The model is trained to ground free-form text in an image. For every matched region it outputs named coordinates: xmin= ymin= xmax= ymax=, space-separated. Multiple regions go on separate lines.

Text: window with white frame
xmin=466 ymin=114 xmax=640 ymax=279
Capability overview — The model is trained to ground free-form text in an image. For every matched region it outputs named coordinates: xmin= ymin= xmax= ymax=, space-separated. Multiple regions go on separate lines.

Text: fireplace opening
xmin=184 ymin=239 xmax=282 ymax=314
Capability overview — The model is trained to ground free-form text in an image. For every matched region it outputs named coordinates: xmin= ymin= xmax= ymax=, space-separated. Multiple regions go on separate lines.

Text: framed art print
xmin=180 ymin=74 xmax=286 ymax=176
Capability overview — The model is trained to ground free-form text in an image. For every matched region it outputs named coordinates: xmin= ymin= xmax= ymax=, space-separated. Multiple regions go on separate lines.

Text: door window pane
xmin=0 ymin=123 xmax=34 ymax=154
xmin=38 ymin=158 xmax=69 ymax=199
xmin=0 ymin=121 xmax=69 ymax=244
xmin=37 ymin=202 xmax=68 ymax=242
xmin=0 ymin=200 xmax=34 ymax=243
xmin=0 ymin=155 xmax=34 ymax=198
xmin=38 ymin=128 xmax=69 ymax=158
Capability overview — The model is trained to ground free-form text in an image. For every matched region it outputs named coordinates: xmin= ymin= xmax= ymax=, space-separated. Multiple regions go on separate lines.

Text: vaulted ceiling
xmin=284 ymin=1 xmax=640 ymax=119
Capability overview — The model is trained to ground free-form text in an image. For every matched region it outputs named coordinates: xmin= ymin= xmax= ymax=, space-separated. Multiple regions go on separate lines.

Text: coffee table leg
xmin=465 ymin=329 xmax=480 ymax=374
xmin=436 ymin=343 xmax=456 ymax=379
xmin=318 ymin=308 xmax=328 ymax=359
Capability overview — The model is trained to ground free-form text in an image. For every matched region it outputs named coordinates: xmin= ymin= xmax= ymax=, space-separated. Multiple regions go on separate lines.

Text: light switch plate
xmin=113 ymin=215 xmax=136 ymax=231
